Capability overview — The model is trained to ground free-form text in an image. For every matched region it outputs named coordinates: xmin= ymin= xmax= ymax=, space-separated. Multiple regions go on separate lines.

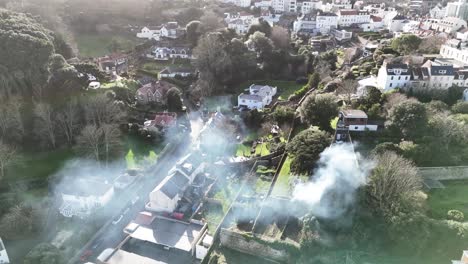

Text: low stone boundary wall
xmin=418 ymin=166 xmax=468 ymax=181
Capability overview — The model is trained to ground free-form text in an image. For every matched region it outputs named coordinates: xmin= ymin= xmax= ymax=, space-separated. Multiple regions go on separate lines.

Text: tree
xmin=83 ymin=94 xmax=126 ymax=127
xmin=24 ymin=243 xmax=63 ymax=264
xmin=418 ymin=35 xmax=446 ymax=54
xmin=0 ymin=203 xmax=41 ymax=239
xmin=337 ymin=80 xmax=357 ymax=104
xmin=366 ymin=151 xmax=423 ymax=219
xmin=199 ymin=10 xmax=223 ymax=33
xmin=270 ymin=26 xmax=290 ymax=49
xmin=75 ymin=125 xmax=101 ymax=161
xmin=287 ymin=127 xmax=331 ymax=174
xmin=166 ymin=87 xmax=183 ymax=112
xmin=0 ymin=142 xmax=19 ymax=180
xmin=246 ymin=19 xmax=272 ymax=38
xmin=452 ymin=101 xmax=468 ymax=114
xmin=34 ymin=102 xmax=57 ymax=148
xmin=299 ymin=93 xmax=338 ymax=131
xmin=306 ymin=72 xmax=320 ymax=90
xmin=386 ymin=100 xmax=427 ymax=139
xmin=391 ymin=34 xmax=422 ymax=55
xmin=0 ymin=96 xmax=24 ymax=142
xmin=272 ymin=105 xmax=295 ymax=124
xmin=176 ymin=7 xmax=203 ymax=25
xmin=55 ymin=98 xmax=80 ymax=146
xmin=248 ymin=31 xmax=274 ymax=61
xmin=186 ymin=20 xmax=202 ymax=46
xmin=364 ymin=86 xmax=382 ymax=106
xmin=100 ymin=124 xmax=122 ymax=165
xmin=447 ymin=210 xmax=464 ymax=222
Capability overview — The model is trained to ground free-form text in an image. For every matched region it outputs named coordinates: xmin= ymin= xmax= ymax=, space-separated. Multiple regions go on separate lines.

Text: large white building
xmin=377 ymin=63 xmax=412 ymax=91
xmin=58 ymin=178 xmax=114 ymax=219
xmin=293 ymin=13 xmax=317 ymax=34
xmin=316 ymin=12 xmax=338 ymax=34
xmin=222 ymin=0 xmax=252 ymax=7
xmin=238 ymin=84 xmax=277 ymax=110
xmin=299 ymin=0 xmax=322 ymax=14
xmin=430 ymin=4 xmax=447 ymax=18
xmin=431 ymin=17 xmax=467 ymax=33
xmin=337 ymin=9 xmax=370 ymax=27
xmin=440 ymin=39 xmax=468 ymax=64
xmin=446 ymin=0 xmax=468 ymax=20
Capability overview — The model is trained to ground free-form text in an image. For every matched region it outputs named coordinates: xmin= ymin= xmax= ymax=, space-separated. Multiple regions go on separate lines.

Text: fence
xmin=418 ymin=166 xmax=468 ymax=181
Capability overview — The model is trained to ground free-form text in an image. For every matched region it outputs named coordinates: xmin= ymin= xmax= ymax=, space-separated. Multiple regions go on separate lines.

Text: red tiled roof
xmin=137 ymin=80 xmax=173 ymax=96
xmin=371 ymin=15 xmax=382 ymax=22
xmin=340 ymin=10 xmax=358 ymax=16
xmin=153 ymin=112 xmax=177 ymax=127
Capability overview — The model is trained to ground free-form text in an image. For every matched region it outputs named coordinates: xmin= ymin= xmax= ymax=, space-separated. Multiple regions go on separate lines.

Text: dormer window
xmin=460 ymin=75 xmax=464 ymax=79
xmin=394 ymin=69 xmax=402 ymax=75
xmin=439 ymin=70 xmax=447 ymax=74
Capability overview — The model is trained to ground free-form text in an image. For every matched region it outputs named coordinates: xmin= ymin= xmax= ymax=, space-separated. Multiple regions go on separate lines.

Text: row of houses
xmin=136 ymin=21 xmax=186 ymax=41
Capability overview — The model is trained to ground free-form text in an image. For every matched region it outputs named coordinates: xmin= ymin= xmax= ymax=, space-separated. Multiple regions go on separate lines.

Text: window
xmin=391 ymin=76 xmax=394 ymax=80
xmin=405 ymin=76 xmax=408 ymax=80
xmin=355 ymin=126 xmax=359 ymax=130
xmin=398 ymin=76 xmax=401 ymax=80
xmin=389 ymin=83 xmax=393 ymax=87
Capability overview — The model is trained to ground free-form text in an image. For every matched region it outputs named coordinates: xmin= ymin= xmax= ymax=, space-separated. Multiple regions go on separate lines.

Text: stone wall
xmin=418 ymin=166 xmax=468 ymax=180
xmin=219 ymin=228 xmax=289 ymax=263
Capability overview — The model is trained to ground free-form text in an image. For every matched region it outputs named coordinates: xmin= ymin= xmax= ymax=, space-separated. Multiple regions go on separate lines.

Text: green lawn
xmin=427 ymin=180 xmax=468 ymax=219
xmin=330 ymin=117 xmax=338 ymax=130
xmin=255 ymin=142 xmax=270 ymax=156
xmin=271 ymin=156 xmax=292 ymax=196
xmin=141 ymin=60 xmax=193 ymax=76
xmin=75 ymin=32 xmax=141 ymax=58
xmin=236 ymin=143 xmax=251 ymax=157
xmin=5 ymin=148 xmax=75 ymax=182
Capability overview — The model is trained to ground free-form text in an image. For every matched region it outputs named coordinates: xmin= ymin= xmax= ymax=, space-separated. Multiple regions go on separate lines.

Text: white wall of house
xmin=147 ymin=190 xmax=179 ymax=212
xmin=440 ymin=44 xmax=468 ymax=64
xmin=348 ymin=124 xmax=378 ymax=131
xmin=238 ymin=96 xmax=264 ymax=109
xmin=137 ymin=27 xmax=161 ymax=40
xmin=338 ymin=13 xmax=370 ymax=27
xmin=377 ymin=66 xmax=412 ymax=91
xmin=316 ymin=15 xmax=338 ymax=34
xmin=463 ymin=88 xmax=468 ymax=101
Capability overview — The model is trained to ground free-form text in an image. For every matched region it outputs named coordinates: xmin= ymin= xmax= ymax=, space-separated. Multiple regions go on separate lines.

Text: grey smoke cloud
xmin=292 ymin=143 xmax=374 ymax=220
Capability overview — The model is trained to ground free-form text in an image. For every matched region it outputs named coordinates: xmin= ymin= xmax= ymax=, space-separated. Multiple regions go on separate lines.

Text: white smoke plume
xmin=292 ymin=143 xmax=374 ymax=220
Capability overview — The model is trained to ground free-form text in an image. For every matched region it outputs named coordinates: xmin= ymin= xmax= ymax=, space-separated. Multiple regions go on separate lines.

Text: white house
xmin=238 ymin=84 xmax=277 ymax=110
xmin=150 ymin=46 xmax=192 ymax=60
xmin=159 ymin=67 xmax=193 ymax=78
xmin=377 ymin=63 xmax=412 ymax=91
xmin=457 ymin=28 xmax=468 ymax=41
xmin=331 ymin=0 xmax=352 ymax=9
xmin=146 ymin=170 xmax=190 ymax=212
xmin=254 ymin=0 xmax=273 ymax=9
xmin=146 ymin=153 xmax=203 ymax=212
xmin=316 ymin=12 xmax=338 ymax=34
xmin=431 ymin=17 xmax=467 ymax=33
xmin=430 ymin=4 xmax=447 ymax=19
xmin=463 ymin=88 xmax=468 ymax=101
xmin=293 ymin=13 xmax=317 ymax=34
xmin=222 ymin=0 xmax=252 ymax=7
xmin=446 ymin=0 xmax=468 ymax=20
xmin=338 ymin=110 xmax=378 ymax=131
xmin=58 ymin=178 xmax=114 ymax=219
xmin=137 ymin=26 xmax=161 ymax=41
xmin=160 ymin=22 xmax=186 ymax=39
xmin=453 ymin=71 xmax=468 ymax=88
xmin=227 ymin=17 xmax=258 ymax=34
xmin=299 ymin=0 xmax=322 ymax=14
xmin=331 ymin=28 xmax=352 ymax=41
xmin=338 ymin=9 xmax=370 ymax=27
xmin=440 ymin=39 xmax=468 ymax=64
xmin=386 ymin=14 xmax=407 ymax=32
xmin=0 ymin=238 xmax=10 ymax=264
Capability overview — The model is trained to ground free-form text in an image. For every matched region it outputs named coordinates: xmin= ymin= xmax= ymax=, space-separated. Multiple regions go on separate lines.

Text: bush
xmin=452 ymin=102 xmax=468 ymax=114
xmin=447 ymin=210 xmax=464 ymax=222
xmin=272 ymin=106 xmax=295 ymax=124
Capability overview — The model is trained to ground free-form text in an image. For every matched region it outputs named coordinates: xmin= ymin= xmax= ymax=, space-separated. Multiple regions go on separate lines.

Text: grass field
xmin=236 ymin=143 xmax=251 ymax=157
xmin=271 ymin=156 xmax=292 ymax=197
xmin=75 ymin=32 xmax=141 ymax=58
xmin=427 ymin=180 xmax=468 ymax=219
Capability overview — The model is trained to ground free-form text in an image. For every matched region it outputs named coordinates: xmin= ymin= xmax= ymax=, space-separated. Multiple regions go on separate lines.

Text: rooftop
xmin=126 ymin=218 xmax=204 ymax=252
xmin=341 ymin=109 xmax=368 ymax=119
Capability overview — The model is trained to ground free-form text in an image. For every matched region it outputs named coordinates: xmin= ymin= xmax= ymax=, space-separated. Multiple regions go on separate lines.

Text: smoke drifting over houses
xmin=292 ymin=143 xmax=374 ymax=220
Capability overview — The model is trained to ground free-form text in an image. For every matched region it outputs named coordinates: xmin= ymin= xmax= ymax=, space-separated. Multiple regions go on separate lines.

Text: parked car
xmin=112 ymin=215 xmax=123 ymax=225
xmin=80 ymin=250 xmax=93 ymax=261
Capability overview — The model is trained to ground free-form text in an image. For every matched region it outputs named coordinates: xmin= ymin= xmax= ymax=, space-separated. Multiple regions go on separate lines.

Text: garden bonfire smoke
xmin=292 ymin=143 xmax=374 ymax=220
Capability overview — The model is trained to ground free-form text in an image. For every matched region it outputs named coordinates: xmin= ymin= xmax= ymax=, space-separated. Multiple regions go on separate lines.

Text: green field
xmin=271 ymin=156 xmax=292 ymax=196
xmin=427 ymin=180 xmax=468 ymax=219
xmin=75 ymin=32 xmax=142 ymax=58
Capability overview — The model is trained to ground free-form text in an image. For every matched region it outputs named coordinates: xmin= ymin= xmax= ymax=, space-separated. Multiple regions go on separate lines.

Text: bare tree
xmin=56 ymin=98 xmax=80 ymax=145
xmin=314 ymin=60 xmax=332 ymax=80
xmin=83 ymin=94 xmax=125 ymax=127
xmin=337 ymin=80 xmax=358 ymax=104
xmin=75 ymin=125 xmax=101 ymax=161
xmin=366 ymin=151 xmax=423 ymax=218
xmin=0 ymin=97 xmax=24 ymax=141
xmin=200 ymin=10 xmax=223 ymax=33
xmin=343 ymin=48 xmax=357 ymax=64
xmin=34 ymin=102 xmax=57 ymax=148
xmin=383 ymin=92 xmax=415 ymax=116
xmin=270 ymin=26 xmax=290 ymax=50
xmin=0 ymin=142 xmax=19 ymax=180
xmin=100 ymin=124 xmax=121 ymax=165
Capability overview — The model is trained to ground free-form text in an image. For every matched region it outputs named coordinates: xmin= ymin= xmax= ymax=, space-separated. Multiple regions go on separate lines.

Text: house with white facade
xmin=431 ymin=17 xmax=467 ymax=33
xmin=430 ymin=4 xmax=447 ymax=19
xmin=227 ymin=16 xmax=259 ymax=34
xmin=137 ymin=26 xmax=162 ymax=41
xmin=463 ymin=88 xmax=468 ymax=101
xmin=453 ymin=70 xmax=468 ymax=88
xmin=150 ymin=46 xmax=192 ymax=60
xmin=58 ymin=178 xmax=114 ymax=218
xmin=254 ymin=0 xmax=273 ymax=9
xmin=446 ymin=0 xmax=468 ymax=20
xmin=338 ymin=110 xmax=378 ymax=131
xmin=146 ymin=153 xmax=204 ymax=212
xmin=337 ymin=9 xmax=370 ymax=27
xmin=440 ymin=39 xmax=468 ymax=65
xmin=299 ymin=0 xmax=322 ymax=14
xmin=293 ymin=13 xmax=317 ymax=35
xmin=331 ymin=28 xmax=352 ymax=41
xmin=0 ymin=238 xmax=10 ymax=264
xmin=457 ymin=28 xmax=468 ymax=41
xmin=238 ymin=84 xmax=277 ymax=110
xmin=386 ymin=14 xmax=407 ymax=32
xmin=377 ymin=63 xmax=412 ymax=91
xmin=222 ymin=0 xmax=252 ymax=7
xmin=316 ymin=12 xmax=338 ymax=34
xmin=159 ymin=67 xmax=194 ymax=78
